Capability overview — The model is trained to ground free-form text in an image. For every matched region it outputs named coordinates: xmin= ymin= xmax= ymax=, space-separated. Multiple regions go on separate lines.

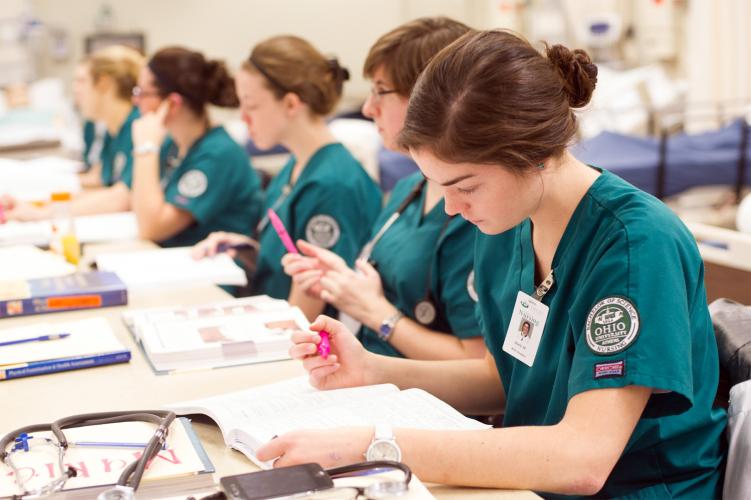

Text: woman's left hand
xmin=256 ymin=427 xmax=373 ymax=468
xmin=319 ymin=259 xmax=391 ymax=322
xmin=132 ymin=101 xmax=169 ymax=149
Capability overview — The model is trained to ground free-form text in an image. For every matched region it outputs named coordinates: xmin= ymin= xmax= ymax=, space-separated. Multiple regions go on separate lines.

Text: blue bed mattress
xmin=571 ymin=119 xmax=750 ymax=197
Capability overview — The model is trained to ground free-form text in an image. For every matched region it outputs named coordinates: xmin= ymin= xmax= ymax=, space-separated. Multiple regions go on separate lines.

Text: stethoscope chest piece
xmin=413 ymin=299 xmax=437 ymax=326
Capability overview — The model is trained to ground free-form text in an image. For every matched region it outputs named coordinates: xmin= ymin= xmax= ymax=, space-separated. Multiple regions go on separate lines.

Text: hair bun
xmin=326 ymin=58 xmax=350 ymax=96
xmin=545 ymin=44 xmax=598 ymax=108
xmin=204 ymin=59 xmax=239 ymax=108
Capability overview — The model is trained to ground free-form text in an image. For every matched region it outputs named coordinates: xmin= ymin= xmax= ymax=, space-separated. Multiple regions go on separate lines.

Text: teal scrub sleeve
xmin=292 ymin=181 xmax=367 ymax=266
xmin=567 ymin=226 xmax=697 ymax=418
xmin=167 ymin=162 xmax=231 ymax=225
xmin=436 ymin=224 xmax=482 ymax=339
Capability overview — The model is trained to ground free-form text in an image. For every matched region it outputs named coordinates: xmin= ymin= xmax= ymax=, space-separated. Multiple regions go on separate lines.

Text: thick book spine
xmin=0 ymin=289 xmax=128 ymax=318
xmin=0 ymin=350 xmax=131 ymax=381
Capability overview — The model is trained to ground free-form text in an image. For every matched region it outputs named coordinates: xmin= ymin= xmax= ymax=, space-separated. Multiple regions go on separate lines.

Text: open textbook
xmin=166 ymin=376 xmax=490 ymax=469
xmin=122 ymin=296 xmax=305 ymax=373
xmin=0 ymin=418 xmax=214 ymax=498
xmin=96 ymin=246 xmax=247 ymax=289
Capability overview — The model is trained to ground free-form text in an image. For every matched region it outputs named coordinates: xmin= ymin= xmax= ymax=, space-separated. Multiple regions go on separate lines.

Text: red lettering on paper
xmin=133 ymin=449 xmax=181 ymax=468
xmin=101 ymin=458 xmax=127 ymax=473
xmin=66 ymin=461 xmax=89 ymax=478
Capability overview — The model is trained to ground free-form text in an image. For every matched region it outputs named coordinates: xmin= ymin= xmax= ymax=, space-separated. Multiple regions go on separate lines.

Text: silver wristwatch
xmin=134 ymin=141 xmax=159 ymax=156
xmin=378 ymin=312 xmax=404 ymax=342
xmin=365 ymin=424 xmax=401 ymax=461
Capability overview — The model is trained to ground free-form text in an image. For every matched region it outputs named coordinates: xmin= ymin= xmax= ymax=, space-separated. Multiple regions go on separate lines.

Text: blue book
xmin=0 ymin=350 xmax=131 ymax=381
xmin=0 ymin=271 xmax=127 ymax=319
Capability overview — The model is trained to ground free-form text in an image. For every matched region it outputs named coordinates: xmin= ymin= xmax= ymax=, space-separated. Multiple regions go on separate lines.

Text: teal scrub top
xmin=158 ymin=126 xmax=263 ymax=248
xmin=100 ymin=107 xmax=139 ymax=187
xmin=252 ymin=143 xmax=381 ymax=299
xmin=359 ymin=172 xmax=481 ymax=357
xmin=474 ymin=169 xmax=726 ymax=498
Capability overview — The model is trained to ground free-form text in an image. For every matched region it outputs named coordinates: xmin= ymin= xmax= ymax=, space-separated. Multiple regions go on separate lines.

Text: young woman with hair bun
xmin=261 ymin=30 xmax=726 ymax=498
xmin=131 ymin=46 xmax=263 ymax=247
xmin=193 ymin=36 xmax=381 ymax=320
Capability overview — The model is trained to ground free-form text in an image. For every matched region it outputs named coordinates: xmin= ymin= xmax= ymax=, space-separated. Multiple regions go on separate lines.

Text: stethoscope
xmin=359 ymin=179 xmax=453 ymax=327
xmin=0 ymin=410 xmax=175 ymax=500
xmin=159 ymin=129 xmax=212 ymax=190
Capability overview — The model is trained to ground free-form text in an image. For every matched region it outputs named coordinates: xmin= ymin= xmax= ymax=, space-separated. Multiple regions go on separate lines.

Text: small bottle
xmin=49 ymin=192 xmax=80 ymax=265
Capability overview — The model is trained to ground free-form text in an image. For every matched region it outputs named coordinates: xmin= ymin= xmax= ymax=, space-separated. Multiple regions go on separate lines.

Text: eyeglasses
xmin=132 ymin=86 xmax=162 ymax=99
xmin=369 ymin=86 xmax=399 ymax=105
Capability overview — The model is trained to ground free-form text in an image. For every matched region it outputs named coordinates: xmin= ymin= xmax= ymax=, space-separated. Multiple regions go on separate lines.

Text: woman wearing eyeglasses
xmin=258 ymin=30 xmax=726 ymax=498
xmin=193 ymin=36 xmax=381 ymax=321
xmin=282 ymin=18 xmax=485 ymax=361
xmin=2 ymin=46 xmax=144 ymax=221
xmin=129 ymin=47 xmax=262 ymax=247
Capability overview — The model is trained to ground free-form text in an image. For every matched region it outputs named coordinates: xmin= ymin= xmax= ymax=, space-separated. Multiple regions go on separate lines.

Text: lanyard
xmin=256 ymin=184 xmax=292 ymax=234
xmin=358 ymin=179 xmax=427 ymax=261
xmin=533 ymin=269 xmax=555 ymax=301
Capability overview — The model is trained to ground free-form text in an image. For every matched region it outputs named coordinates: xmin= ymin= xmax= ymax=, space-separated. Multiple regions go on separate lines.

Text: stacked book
xmin=123 ymin=295 xmax=306 ymax=373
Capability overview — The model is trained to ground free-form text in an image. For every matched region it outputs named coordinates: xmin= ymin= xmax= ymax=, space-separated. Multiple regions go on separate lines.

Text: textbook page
xmin=166 ymin=377 xmax=489 ymax=468
xmin=96 ymin=246 xmax=247 ymax=289
xmin=0 ymin=245 xmax=75 ymax=280
xmin=0 ymin=317 xmax=126 ymax=366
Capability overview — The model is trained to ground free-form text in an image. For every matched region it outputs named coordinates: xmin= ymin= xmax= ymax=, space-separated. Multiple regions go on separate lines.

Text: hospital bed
xmin=572 ymin=104 xmax=750 ymax=200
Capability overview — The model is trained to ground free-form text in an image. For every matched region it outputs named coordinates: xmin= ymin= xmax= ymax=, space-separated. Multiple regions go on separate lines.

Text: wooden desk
xmin=0 ymin=253 xmax=535 ymax=499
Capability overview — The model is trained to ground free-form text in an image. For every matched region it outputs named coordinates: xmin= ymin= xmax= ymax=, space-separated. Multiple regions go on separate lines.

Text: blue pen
xmin=70 ymin=441 xmax=168 ymax=450
xmin=217 ymin=242 xmax=255 ymax=253
xmin=0 ymin=333 xmax=71 ymax=348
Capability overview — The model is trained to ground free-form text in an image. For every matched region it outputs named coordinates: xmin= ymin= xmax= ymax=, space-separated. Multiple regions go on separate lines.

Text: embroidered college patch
xmin=305 ymin=214 xmax=340 ymax=249
xmin=585 ymin=296 xmax=640 ymax=355
xmin=177 ymin=170 xmax=208 ymax=198
xmin=594 ymin=360 xmax=625 ymax=379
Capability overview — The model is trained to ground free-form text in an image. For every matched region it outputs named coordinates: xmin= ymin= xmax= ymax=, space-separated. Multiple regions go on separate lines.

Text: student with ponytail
xmin=193 ymin=36 xmax=381 ymax=321
xmin=261 ymin=30 xmax=726 ymax=498
xmin=3 ymin=46 xmax=143 ymax=220
xmin=131 ymin=47 xmax=262 ymax=246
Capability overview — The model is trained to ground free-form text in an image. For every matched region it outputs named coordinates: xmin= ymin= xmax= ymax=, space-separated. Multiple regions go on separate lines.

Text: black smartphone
xmin=220 ymin=463 xmax=334 ymax=500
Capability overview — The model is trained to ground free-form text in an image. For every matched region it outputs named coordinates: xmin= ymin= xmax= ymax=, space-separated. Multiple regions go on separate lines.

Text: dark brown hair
xmin=87 ymin=45 xmax=144 ymax=101
xmin=364 ymin=16 xmax=471 ymax=97
xmin=243 ymin=36 xmax=349 ymax=116
xmin=149 ymin=46 xmax=238 ymax=116
xmin=398 ymin=30 xmax=598 ymax=171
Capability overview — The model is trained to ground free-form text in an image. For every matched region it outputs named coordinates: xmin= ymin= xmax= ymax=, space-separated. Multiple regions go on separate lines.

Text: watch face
xmin=368 ymin=440 xmax=400 ymax=461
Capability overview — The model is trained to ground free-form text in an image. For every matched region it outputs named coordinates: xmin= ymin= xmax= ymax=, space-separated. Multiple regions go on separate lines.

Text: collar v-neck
xmin=519 ymin=168 xmax=608 ymax=299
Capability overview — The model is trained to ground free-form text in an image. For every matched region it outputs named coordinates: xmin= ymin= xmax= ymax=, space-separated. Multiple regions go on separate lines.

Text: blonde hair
xmin=243 ymin=36 xmax=349 ymax=116
xmin=86 ymin=45 xmax=145 ymax=101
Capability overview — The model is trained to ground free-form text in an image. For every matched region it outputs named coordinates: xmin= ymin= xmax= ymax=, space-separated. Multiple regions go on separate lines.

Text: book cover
xmin=0 ymin=350 xmax=131 ymax=381
xmin=0 ymin=271 xmax=127 ymax=319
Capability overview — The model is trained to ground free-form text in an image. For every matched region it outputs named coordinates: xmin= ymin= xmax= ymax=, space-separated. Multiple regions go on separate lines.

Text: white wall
xmin=29 ymin=0 xmax=480 ymax=110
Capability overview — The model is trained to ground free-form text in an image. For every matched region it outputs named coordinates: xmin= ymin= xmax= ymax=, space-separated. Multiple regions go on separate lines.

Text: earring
xmin=537 ymin=162 xmax=545 ymax=170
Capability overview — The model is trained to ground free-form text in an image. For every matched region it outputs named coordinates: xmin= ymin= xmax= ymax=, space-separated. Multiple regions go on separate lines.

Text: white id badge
xmin=502 ymin=291 xmax=549 ymax=367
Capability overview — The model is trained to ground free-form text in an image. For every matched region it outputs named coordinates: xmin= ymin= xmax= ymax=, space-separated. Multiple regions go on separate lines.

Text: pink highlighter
xmin=318 ymin=330 xmax=331 ymax=359
xmin=267 ymin=208 xmax=329 ymax=357
xmin=267 ymin=208 xmax=299 ymax=254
